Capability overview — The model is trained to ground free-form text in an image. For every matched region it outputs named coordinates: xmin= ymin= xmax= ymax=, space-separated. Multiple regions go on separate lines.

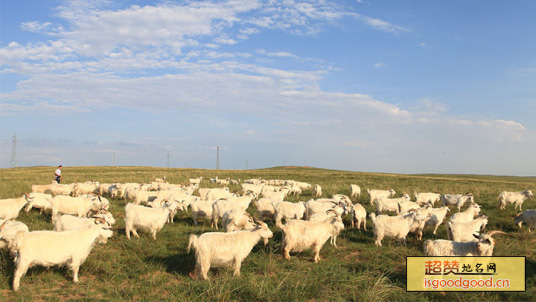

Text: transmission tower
xmin=216 ymin=145 xmax=220 ymax=170
xmin=10 ymin=133 xmax=17 ymax=168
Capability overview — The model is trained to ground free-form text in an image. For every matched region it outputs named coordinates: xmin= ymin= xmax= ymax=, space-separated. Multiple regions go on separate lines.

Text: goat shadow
xmin=145 ymin=251 xmax=196 ymax=277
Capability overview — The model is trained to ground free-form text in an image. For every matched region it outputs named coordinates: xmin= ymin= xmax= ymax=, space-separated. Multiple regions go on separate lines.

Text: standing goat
xmin=279 ymin=210 xmax=344 ymax=262
xmin=424 ymin=231 xmax=506 ymax=256
xmin=514 ymin=209 xmax=536 ymax=232
xmin=124 ymin=202 xmax=178 ymax=240
xmin=11 ymin=226 xmax=113 ymax=291
xmin=498 ymin=190 xmax=533 ymax=211
xmin=0 ymin=194 xmax=33 ymax=220
xmin=187 ymin=220 xmax=273 ymax=280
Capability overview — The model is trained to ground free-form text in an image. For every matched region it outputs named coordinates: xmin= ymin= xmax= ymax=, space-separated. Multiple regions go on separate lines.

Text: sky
xmin=1 ymin=0 xmax=535 ymax=176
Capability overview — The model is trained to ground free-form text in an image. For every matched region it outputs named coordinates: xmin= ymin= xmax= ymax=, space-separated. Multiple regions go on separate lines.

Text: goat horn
xmin=94 ymin=218 xmax=106 ymax=224
xmin=487 ymin=230 xmax=508 ymax=237
xmin=326 ymin=209 xmax=339 ymax=216
xmin=0 ymin=221 xmax=8 ymax=231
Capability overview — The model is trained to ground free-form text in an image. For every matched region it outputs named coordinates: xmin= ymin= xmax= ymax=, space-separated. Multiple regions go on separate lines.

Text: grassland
xmin=0 ymin=166 xmax=535 ymax=301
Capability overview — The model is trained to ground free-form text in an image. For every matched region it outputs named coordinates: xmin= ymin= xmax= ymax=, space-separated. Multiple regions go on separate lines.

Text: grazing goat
xmin=11 ymin=226 xmax=113 ymax=291
xmin=274 ymin=201 xmax=307 ymax=226
xmin=279 ymin=210 xmax=344 ymax=262
xmin=514 ymin=209 xmax=536 ymax=232
xmin=441 ymin=193 xmax=474 ymax=211
xmin=424 ymin=231 xmax=506 ymax=256
xmin=124 ymin=202 xmax=178 ymax=240
xmin=374 ymin=195 xmax=409 ymax=215
xmin=367 ymin=189 xmax=396 ymax=205
xmin=211 ymin=193 xmax=255 ymax=229
xmin=369 ymin=211 xmax=428 ymax=246
xmin=187 ymin=220 xmax=273 ymax=280
xmin=498 ymin=190 xmax=533 ymax=211
xmin=50 ymin=195 xmax=102 ymax=218
xmin=252 ymin=198 xmax=277 ymax=221
xmin=190 ymin=199 xmax=215 ymax=226
xmin=0 ymin=194 xmax=33 ymax=220
xmin=414 ymin=192 xmax=441 ymax=206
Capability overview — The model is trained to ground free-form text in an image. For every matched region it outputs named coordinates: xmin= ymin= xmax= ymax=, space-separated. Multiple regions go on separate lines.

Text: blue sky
xmin=1 ymin=0 xmax=535 ymax=176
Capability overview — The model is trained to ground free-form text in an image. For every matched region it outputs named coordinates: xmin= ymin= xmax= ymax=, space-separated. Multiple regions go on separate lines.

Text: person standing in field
xmin=54 ymin=165 xmax=63 ymax=183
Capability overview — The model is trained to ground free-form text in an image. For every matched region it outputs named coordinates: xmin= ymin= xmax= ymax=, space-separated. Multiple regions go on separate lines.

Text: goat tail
xmin=187 ymin=234 xmax=199 ymax=254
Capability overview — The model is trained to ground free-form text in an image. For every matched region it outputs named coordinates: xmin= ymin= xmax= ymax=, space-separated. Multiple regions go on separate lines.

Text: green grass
xmin=0 ymin=166 xmax=535 ymax=301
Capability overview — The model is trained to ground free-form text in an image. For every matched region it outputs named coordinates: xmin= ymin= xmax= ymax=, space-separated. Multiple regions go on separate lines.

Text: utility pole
xmin=246 ymin=160 xmax=248 ymax=170
xmin=10 ymin=133 xmax=17 ymax=168
xmin=216 ymin=145 xmax=220 ymax=170
xmin=113 ymin=151 xmax=116 ymax=167
xmin=167 ymin=151 xmax=170 ymax=168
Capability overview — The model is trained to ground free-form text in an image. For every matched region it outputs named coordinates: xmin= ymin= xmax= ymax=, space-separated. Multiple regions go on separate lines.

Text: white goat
xmin=498 ymin=190 xmax=533 ymax=211
xmin=424 ymin=231 xmax=507 ymax=256
xmin=313 ymin=184 xmax=322 ymax=197
xmin=52 ymin=213 xmax=110 ymax=231
xmin=24 ymin=193 xmax=53 ymax=213
xmin=211 ymin=193 xmax=255 ymax=229
xmin=308 ymin=210 xmax=346 ymax=247
xmin=369 ymin=211 xmax=428 ymax=246
xmin=414 ymin=192 xmax=441 ymax=206
xmin=274 ymin=201 xmax=307 ymax=226
xmin=304 ymin=199 xmax=340 ymax=219
xmin=190 ymin=199 xmax=215 ymax=226
xmin=367 ymin=189 xmax=396 ymax=205
xmin=0 ymin=194 xmax=33 ymax=220
xmin=374 ymin=195 xmax=409 ymax=215
xmin=49 ymin=183 xmax=75 ymax=196
xmin=350 ymin=184 xmax=361 ymax=199
xmin=447 ymin=215 xmax=488 ymax=242
xmin=279 ymin=210 xmax=345 ymax=263
xmin=31 ymin=181 xmax=56 ymax=193
xmin=222 ymin=210 xmax=255 ymax=232
xmin=252 ymin=198 xmax=277 ymax=221
xmin=441 ymin=193 xmax=474 ymax=210
xmin=189 ymin=177 xmax=203 ymax=185
xmin=124 ymin=202 xmax=178 ymax=240
xmin=424 ymin=206 xmax=450 ymax=235
xmin=11 ymin=226 xmax=113 ymax=291
xmin=351 ymin=203 xmax=367 ymax=230
xmin=187 ymin=220 xmax=273 ymax=280
xmin=514 ymin=209 xmax=536 ymax=232
xmin=50 ymin=195 xmax=102 ymax=218
xmin=399 ymin=199 xmax=422 ymax=214
xmin=0 ymin=220 xmax=29 ymax=253
xmin=449 ymin=203 xmax=481 ymax=223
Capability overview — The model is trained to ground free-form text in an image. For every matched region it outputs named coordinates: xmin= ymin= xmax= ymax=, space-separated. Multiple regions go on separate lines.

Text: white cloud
xmin=362 ymin=16 xmax=409 ymax=34
xmin=373 ymin=63 xmax=385 ymax=68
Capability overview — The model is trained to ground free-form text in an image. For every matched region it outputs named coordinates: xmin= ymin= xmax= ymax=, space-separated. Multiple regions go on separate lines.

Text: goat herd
xmin=0 ymin=176 xmax=534 ymax=291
